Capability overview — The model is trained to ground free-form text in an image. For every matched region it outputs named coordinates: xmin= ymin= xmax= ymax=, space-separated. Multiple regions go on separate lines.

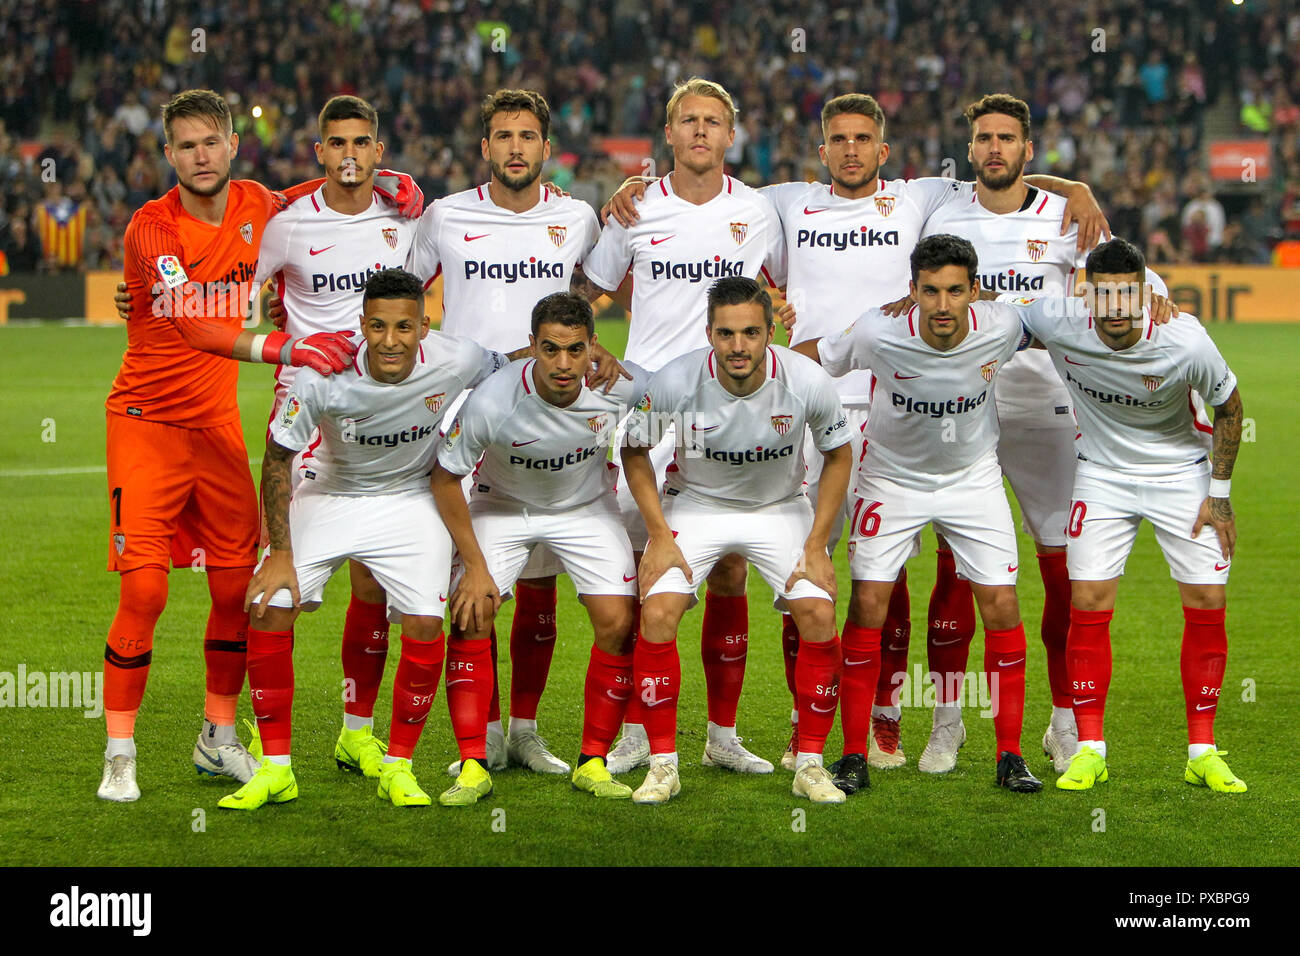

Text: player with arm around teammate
xmin=431 ymin=292 xmax=648 ymax=803
xmin=221 ymin=269 xmax=509 ymax=810
xmin=622 ymin=276 xmax=854 ymax=805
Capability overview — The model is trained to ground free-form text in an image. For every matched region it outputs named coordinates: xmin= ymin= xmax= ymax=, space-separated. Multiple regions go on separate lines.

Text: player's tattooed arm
xmin=789 ymin=442 xmax=851 ymax=597
xmin=430 ymin=464 xmax=501 ymax=633
xmin=1193 ymin=387 xmax=1242 ymax=559
xmin=570 ymin=264 xmax=610 ymax=304
xmin=1024 ymin=174 xmax=1112 ymax=252
xmin=245 ymin=441 xmax=301 ymax=617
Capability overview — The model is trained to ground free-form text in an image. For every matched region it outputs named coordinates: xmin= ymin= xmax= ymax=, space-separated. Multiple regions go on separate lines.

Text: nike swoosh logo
xmin=691 ymin=424 xmax=718 ymax=432
xmin=1195 ymin=703 xmax=1217 ymax=711
xmin=1008 ymin=565 xmax=1019 ymax=573
xmin=187 ymin=255 xmax=207 ymax=270
xmin=843 ymin=658 xmax=873 ymax=666
xmin=887 ymin=643 xmax=907 ymax=652
xmin=512 ymin=439 xmax=540 ymax=447
xmin=803 ymin=207 xmax=828 ymax=215
xmin=446 ymin=678 xmax=472 ymax=686
xmin=205 ymin=751 xmax=224 ymax=767
xmin=270 ymin=784 xmax=294 ymax=797
xmin=438 ymin=593 xmax=448 ymax=602
xmin=1064 ymin=355 xmax=1090 ymax=366
xmin=894 ymin=372 xmax=921 ymax=380
xmin=720 ymin=653 xmax=746 ymax=662
xmin=309 ymin=246 xmax=335 ymax=256
xmin=932 ymin=637 xmax=962 ymax=646
xmin=997 ymin=657 xmax=1025 ymax=667
xmin=464 ymin=233 xmax=490 ymax=242
xmin=1214 ymin=562 xmax=1230 ymax=571
xmin=649 ymin=235 xmax=675 ymax=245
xmin=642 ymin=697 xmax=672 ymax=707
xmin=533 ymin=634 xmax=555 ymax=643
xmin=1072 ymin=697 xmax=1096 ymax=706
xmin=363 ymin=647 xmax=386 ymax=655
xmin=811 ymin=702 xmax=836 ymax=713
xmin=623 ymin=574 xmax=637 ymax=582
xmin=606 ymin=690 xmax=631 ymax=701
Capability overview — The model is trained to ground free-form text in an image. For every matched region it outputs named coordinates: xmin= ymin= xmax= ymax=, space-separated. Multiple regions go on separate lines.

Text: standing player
xmin=1007 ymin=239 xmax=1246 ymax=793
xmin=222 ymin=268 xmax=510 ymax=810
xmin=250 ymin=95 xmax=420 ymax=781
xmin=795 ymin=235 xmax=1045 ymax=793
xmin=432 ymin=293 xmax=648 ymax=802
xmin=578 ymin=78 xmax=788 ymax=775
xmin=621 ymin=276 xmax=853 ymax=805
xmin=98 ymin=89 xmax=358 ymax=801
xmin=407 ymin=89 xmax=615 ymax=778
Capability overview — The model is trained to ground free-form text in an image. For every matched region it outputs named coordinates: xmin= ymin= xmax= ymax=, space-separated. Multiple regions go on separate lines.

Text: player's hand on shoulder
xmin=601 ymin=177 xmax=654 ymax=228
xmin=267 ymin=292 xmax=287 ymax=330
xmin=587 ymin=342 xmax=632 ymax=393
xmin=1192 ymin=495 xmax=1236 ymax=560
xmin=637 ymin=534 xmax=692 ymax=601
xmin=543 ymin=181 xmax=570 ymax=198
xmin=288 ymin=330 xmax=358 ymax=374
xmin=785 ymin=546 xmax=836 ymax=599
xmin=777 ymin=301 xmax=797 ymax=334
xmin=449 ymin=564 xmax=501 ymax=633
xmin=1062 ymin=184 xmax=1112 ymax=253
xmin=115 ymin=281 xmax=132 ymax=320
xmin=1147 ymin=290 xmax=1180 ymax=325
xmin=245 ymin=551 xmax=299 ymax=617
xmin=880 ymin=293 xmax=914 ymax=318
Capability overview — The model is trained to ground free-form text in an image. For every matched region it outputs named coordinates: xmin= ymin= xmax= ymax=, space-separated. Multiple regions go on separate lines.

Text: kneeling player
xmin=224 ymin=269 xmax=508 ymax=809
xmin=1010 ymin=239 xmax=1247 ymax=793
xmin=432 ymin=292 xmax=647 ymax=802
xmin=622 ymin=276 xmax=854 ymax=805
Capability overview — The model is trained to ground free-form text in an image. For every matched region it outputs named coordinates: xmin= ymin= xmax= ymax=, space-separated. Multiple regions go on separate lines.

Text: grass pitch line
xmin=1 ymin=459 xmax=262 ymax=478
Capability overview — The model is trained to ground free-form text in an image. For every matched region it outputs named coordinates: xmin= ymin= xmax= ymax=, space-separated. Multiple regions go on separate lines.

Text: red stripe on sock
xmin=1068 ymin=606 xmax=1113 ymax=742
xmin=1037 ymin=552 xmax=1072 ymax=708
xmin=509 ymin=581 xmax=557 ymax=721
xmin=985 ymin=623 xmax=1027 ymax=757
xmin=341 ymin=594 xmax=390 ymax=720
xmin=1181 ymin=605 xmax=1227 ymax=746
xmin=701 ymin=591 xmax=748 ymax=727
xmin=876 ymin=569 xmax=911 ymax=707
xmin=582 ymin=645 xmax=633 ymax=756
xmin=795 ymin=636 xmax=842 ymax=755
xmin=446 ymin=636 xmax=494 ymax=761
xmin=634 ymin=637 xmax=680 ymax=754
xmin=247 ymin=628 xmax=295 ymax=756
xmin=388 ymin=634 xmax=444 ymax=760
xmin=840 ymin=622 xmax=882 ymax=755
xmin=927 ymin=550 xmax=975 ymax=704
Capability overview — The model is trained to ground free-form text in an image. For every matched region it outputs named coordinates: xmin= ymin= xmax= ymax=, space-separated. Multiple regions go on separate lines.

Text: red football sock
xmin=446 ymin=636 xmax=494 ymax=761
xmin=1037 ymin=552 xmax=1072 ymax=708
xmin=634 ymin=637 xmax=680 ymax=754
xmin=840 ymin=623 xmax=882 ymax=755
xmin=795 ymin=636 xmax=842 ymax=755
xmin=202 ymin=567 xmax=252 ymax=719
xmin=487 ymin=625 xmax=501 ymax=724
xmin=927 ymin=549 xmax=976 ymax=704
xmin=1181 ymin=606 xmax=1227 ymax=746
xmin=509 ymin=581 xmax=558 ymax=722
xmin=781 ymin=614 xmax=800 ymax=701
xmin=985 ymin=623 xmax=1028 ymax=757
xmin=247 ymin=628 xmax=295 ymax=757
xmin=104 ymin=567 xmax=167 ymax=739
xmin=340 ymin=594 xmax=390 ymax=720
xmin=701 ymin=591 xmax=748 ymax=727
xmin=876 ymin=569 xmax=911 ymax=707
xmin=388 ymin=634 xmax=445 ymax=760
xmin=1067 ymin=606 xmax=1113 ymax=742
xmin=622 ymin=605 xmax=646 ymax=728
xmin=581 ymin=645 xmax=634 ymax=756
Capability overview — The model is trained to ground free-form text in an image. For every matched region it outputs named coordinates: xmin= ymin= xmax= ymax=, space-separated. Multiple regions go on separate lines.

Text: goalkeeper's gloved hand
xmin=259 ymin=330 xmax=358 ymax=374
xmin=373 ymin=168 xmax=424 ymax=219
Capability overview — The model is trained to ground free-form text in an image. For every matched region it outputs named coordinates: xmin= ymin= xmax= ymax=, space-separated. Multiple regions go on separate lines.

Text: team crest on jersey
xmin=113 ymin=533 xmax=126 ymax=555
xmin=280 ymin=396 xmax=301 ymax=427
xmin=730 ymin=222 xmax=748 ymax=245
xmin=1026 ymin=239 xmax=1048 ymax=262
xmin=981 ymin=360 xmax=998 ymax=382
xmin=1142 ymin=374 xmax=1164 ymax=392
xmin=240 ymin=221 xmax=253 ymax=245
xmin=771 ymin=414 xmax=794 ymax=436
xmin=874 ymin=195 xmax=895 ymax=217
xmin=547 ymin=225 xmax=567 ymax=248
xmin=587 ymin=414 xmax=608 ymax=433
xmin=155 ymin=255 xmax=188 ymax=288
xmin=425 ymin=392 xmax=446 ymax=414
xmin=382 ymin=227 xmax=399 ymax=250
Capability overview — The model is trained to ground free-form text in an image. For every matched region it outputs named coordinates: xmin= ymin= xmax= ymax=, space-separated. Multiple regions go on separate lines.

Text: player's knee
xmin=639 ymin=598 xmax=680 ymax=642
xmin=1070 ymin=580 xmax=1116 ymax=612
xmin=707 ymin=555 xmax=748 ymax=596
xmin=120 ymin=567 xmax=169 ymax=622
xmin=976 ymin=586 xmax=1020 ymax=630
xmin=1179 ymin=584 xmax=1225 ymax=611
xmin=792 ymin=599 xmax=836 ymax=640
xmin=847 ymin=586 xmax=887 ymax=628
xmin=205 ymin=565 xmax=253 ymax=609
xmin=400 ymin=615 xmax=442 ymax=642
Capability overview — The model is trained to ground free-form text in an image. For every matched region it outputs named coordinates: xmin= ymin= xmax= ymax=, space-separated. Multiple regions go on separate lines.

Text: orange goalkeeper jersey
xmin=107 ymin=180 xmax=285 ymax=428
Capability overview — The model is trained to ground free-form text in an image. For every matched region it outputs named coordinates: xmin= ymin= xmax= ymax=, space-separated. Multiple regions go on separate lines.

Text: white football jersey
xmin=762 ymin=177 xmax=955 ymax=404
xmin=439 ymin=358 xmax=650 ymax=512
xmin=819 ymin=302 xmax=1031 ymax=490
xmin=253 ymin=187 xmax=416 ymax=390
xmin=1010 ymin=298 xmax=1236 ymax=479
xmin=406 ymin=185 xmax=600 ymax=355
xmin=625 ymin=345 xmax=849 ymax=508
xmin=269 ymin=333 xmax=508 ymax=495
xmin=583 ymin=174 xmax=786 ymax=372
xmin=923 ymin=183 xmax=1087 ymax=424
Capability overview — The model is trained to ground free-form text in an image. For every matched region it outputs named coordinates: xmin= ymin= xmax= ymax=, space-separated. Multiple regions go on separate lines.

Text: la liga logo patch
xmin=155 ymin=255 xmax=188 ymax=289
xmin=280 ymin=396 xmax=301 ymax=427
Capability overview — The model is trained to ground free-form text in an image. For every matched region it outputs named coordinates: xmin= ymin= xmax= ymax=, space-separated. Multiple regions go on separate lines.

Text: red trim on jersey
xmin=542 ymin=188 xmax=549 ymax=203
xmin=707 ymin=350 xmax=717 ymax=379
xmin=422 ymin=263 xmax=443 ymax=292
xmin=418 ymin=344 xmax=425 ymax=363
xmin=521 ymin=359 xmax=535 ymax=394
xmin=725 ymin=176 xmax=733 ymax=194
xmin=1188 ymin=388 xmax=1214 ymax=435
xmin=1145 ymin=315 xmax=1156 ymax=340
xmin=869 ymin=373 xmax=877 ymax=401
xmin=969 ymin=305 xmax=978 ymax=331
xmin=659 ymin=179 xmax=669 ymax=197
xmin=477 ymin=185 xmax=485 ymax=202
xmin=352 ymin=352 xmax=362 ymax=375
xmin=768 ymin=346 xmax=777 ymax=378
xmin=1035 ymin=193 xmax=1049 ymax=215
xmin=907 ymin=305 xmax=918 ymax=336
xmin=760 ymin=265 xmax=776 ymax=287
xmin=302 ymin=431 xmax=323 ymax=464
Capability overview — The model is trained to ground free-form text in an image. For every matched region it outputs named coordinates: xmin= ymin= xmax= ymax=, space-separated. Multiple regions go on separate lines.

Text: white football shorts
xmin=998 ymin=422 xmax=1076 ymax=548
xmin=848 ymin=454 xmax=1019 ymax=586
xmin=644 ymin=494 xmax=832 ymax=608
xmin=1067 ymin=467 xmax=1230 ymax=584
xmin=615 ymin=418 xmax=680 ymax=552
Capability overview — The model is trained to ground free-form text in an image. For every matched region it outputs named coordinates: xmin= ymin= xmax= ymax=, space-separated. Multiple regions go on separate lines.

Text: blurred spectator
xmin=1181 ymin=179 xmax=1226 ymax=251
xmin=1 ymin=216 xmax=44 ymax=273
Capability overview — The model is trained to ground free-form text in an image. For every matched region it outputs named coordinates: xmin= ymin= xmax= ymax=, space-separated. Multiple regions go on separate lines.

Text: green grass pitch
xmin=1 ymin=320 xmax=1297 ymax=866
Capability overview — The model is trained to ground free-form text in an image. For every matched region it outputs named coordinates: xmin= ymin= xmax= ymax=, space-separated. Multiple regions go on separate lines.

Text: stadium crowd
xmin=1 ymin=0 xmax=1298 ymax=273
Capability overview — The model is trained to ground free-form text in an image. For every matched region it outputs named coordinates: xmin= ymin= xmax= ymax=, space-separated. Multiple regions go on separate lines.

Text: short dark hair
xmin=821 ymin=93 xmax=886 ymax=139
xmin=1085 ymin=237 xmax=1146 ymax=280
xmin=362 ymin=268 xmax=424 ymax=310
xmin=910 ymin=234 xmax=979 ymax=285
xmin=162 ymin=89 xmax=232 ymax=144
xmin=706 ymin=276 xmax=773 ymax=327
xmin=318 ymin=95 xmax=379 ymax=139
xmin=531 ymin=292 xmax=594 ymax=337
xmin=481 ymin=89 xmax=551 ymax=141
xmin=964 ymin=93 xmax=1032 ymax=140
